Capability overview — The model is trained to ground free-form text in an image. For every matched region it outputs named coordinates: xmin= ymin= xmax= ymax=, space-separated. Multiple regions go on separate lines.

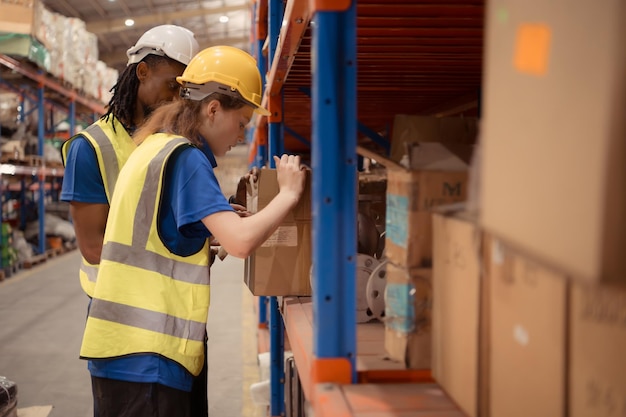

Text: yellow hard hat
xmin=177 ymin=46 xmax=270 ymax=116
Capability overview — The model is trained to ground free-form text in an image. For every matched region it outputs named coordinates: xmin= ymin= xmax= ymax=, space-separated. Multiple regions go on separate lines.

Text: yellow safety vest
xmin=61 ymin=116 xmax=136 ymax=297
xmin=80 ymin=133 xmax=211 ymax=376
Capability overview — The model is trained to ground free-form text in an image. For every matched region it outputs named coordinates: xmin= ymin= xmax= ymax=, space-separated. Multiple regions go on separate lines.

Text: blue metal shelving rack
xmin=0 ymin=53 xmax=102 ymax=258
xmin=256 ymin=0 xmax=359 ymax=414
xmin=311 ymin=1 xmax=358 ymax=383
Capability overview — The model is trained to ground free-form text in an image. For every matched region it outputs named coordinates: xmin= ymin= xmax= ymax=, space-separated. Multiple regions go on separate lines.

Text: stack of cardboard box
xmin=427 ymin=0 xmax=626 ymax=416
xmin=382 ymin=118 xmax=474 ymax=369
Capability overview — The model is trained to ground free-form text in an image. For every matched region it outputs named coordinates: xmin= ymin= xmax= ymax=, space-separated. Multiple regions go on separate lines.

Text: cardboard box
xmin=390 ymin=115 xmax=479 ymax=163
xmin=480 ymin=0 xmax=626 ymax=284
xmin=431 ymin=211 xmax=482 ymax=417
xmin=0 ymin=3 xmax=36 ymax=35
xmin=358 ymin=170 xmax=387 ymax=230
xmin=244 ymin=169 xmax=312 ymax=296
xmin=385 ymin=168 xmax=468 ymax=268
xmin=570 ymin=284 xmax=626 ymax=417
xmin=384 ymin=264 xmax=432 ymax=369
xmin=488 ymin=238 xmax=567 ymax=417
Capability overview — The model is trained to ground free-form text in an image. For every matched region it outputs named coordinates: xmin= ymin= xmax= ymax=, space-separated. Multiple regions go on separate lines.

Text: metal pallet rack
xmin=0 ymin=53 xmax=104 ymax=258
xmin=249 ymin=0 xmax=484 ymax=415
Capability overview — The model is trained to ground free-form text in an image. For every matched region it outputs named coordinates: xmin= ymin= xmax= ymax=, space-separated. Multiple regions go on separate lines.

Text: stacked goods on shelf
xmin=389 ymin=115 xmax=478 ymax=165
xmin=431 ymin=210 xmax=484 ymax=417
xmin=0 ymin=32 xmax=48 ymax=70
xmin=484 ymin=236 xmax=568 ymax=417
xmin=357 ymin=170 xmax=386 ymax=258
xmin=432 ymin=219 xmax=626 ymax=417
xmin=0 ymin=223 xmax=19 ymax=277
xmin=427 ymin=3 xmax=626 ymax=416
xmin=431 ymin=213 xmax=572 ymax=417
xmin=384 ymin=264 xmax=432 ymax=369
xmin=41 ymin=6 xmax=100 ymax=97
xmin=384 ymin=115 xmax=476 ymax=270
xmin=0 ymin=93 xmax=20 ymax=131
xmin=479 ymin=0 xmax=626 ymax=285
xmin=569 ymin=283 xmax=626 ymax=417
xmin=382 ymin=117 xmax=475 ymax=370
xmin=355 ymin=171 xmax=387 ymax=324
xmin=0 ymin=0 xmax=118 ymax=104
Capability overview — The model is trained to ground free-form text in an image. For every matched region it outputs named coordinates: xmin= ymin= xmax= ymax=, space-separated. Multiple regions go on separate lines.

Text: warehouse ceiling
xmin=40 ymin=0 xmax=251 ymax=72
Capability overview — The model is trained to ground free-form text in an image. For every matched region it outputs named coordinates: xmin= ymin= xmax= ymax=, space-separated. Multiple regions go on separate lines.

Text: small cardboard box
xmin=244 ymin=169 xmax=312 ymax=296
xmin=0 ymin=3 xmax=36 ymax=35
xmin=480 ymin=0 xmax=626 ymax=284
xmin=390 ymin=115 xmax=478 ymax=163
xmin=488 ymin=238 xmax=567 ymax=417
xmin=383 ymin=264 xmax=432 ymax=369
xmin=386 ymin=167 xmax=468 ymax=268
xmin=570 ymin=283 xmax=626 ymax=417
xmin=431 ymin=211 xmax=483 ymax=417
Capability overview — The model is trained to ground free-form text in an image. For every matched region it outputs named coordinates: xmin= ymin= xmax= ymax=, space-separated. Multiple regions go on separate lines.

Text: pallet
xmin=46 ymin=160 xmax=64 ymax=168
xmin=46 ymin=247 xmax=64 ymax=258
xmin=64 ymin=240 xmax=78 ymax=251
xmin=22 ymin=254 xmax=48 ymax=269
xmin=0 ymin=155 xmax=44 ymax=167
xmin=25 ymin=155 xmax=44 ymax=167
xmin=3 ymin=262 xmax=21 ymax=279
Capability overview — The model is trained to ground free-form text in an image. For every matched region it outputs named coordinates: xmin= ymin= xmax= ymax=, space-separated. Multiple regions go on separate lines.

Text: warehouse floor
xmin=0 ymin=250 xmax=266 ymax=417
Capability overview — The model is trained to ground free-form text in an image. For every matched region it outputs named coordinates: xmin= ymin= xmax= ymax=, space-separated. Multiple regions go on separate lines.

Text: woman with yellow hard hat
xmin=79 ymin=46 xmax=306 ymax=417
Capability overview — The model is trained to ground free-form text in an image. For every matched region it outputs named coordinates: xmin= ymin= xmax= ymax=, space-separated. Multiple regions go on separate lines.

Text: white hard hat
xmin=126 ymin=25 xmax=200 ymax=66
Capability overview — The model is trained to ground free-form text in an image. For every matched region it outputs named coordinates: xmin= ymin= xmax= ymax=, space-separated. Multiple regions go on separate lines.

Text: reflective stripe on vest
xmin=81 ymin=135 xmax=210 ymax=375
xmin=88 ymin=299 xmax=206 ymax=342
xmin=81 ymin=123 xmax=120 ymax=200
xmin=79 ymin=262 xmax=98 ymax=287
xmin=62 ymin=117 xmax=136 ymax=298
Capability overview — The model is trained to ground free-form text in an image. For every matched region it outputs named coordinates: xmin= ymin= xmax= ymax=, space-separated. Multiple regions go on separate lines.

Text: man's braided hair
xmin=101 ymin=55 xmax=170 ymax=131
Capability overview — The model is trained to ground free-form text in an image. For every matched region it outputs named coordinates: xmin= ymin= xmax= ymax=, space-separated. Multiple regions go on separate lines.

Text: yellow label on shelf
xmin=514 ymin=23 xmax=551 ymax=76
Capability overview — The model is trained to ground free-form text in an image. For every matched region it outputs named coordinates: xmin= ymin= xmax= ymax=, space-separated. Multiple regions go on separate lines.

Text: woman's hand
xmin=273 ymin=154 xmax=306 ymax=203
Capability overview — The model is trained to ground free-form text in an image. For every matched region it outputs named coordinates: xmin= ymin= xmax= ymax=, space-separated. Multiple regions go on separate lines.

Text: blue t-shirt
xmin=61 ymin=136 xmax=108 ymax=204
xmin=72 ymin=136 xmax=233 ymax=391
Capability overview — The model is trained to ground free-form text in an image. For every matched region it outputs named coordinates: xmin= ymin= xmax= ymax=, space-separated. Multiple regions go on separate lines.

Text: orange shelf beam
xmin=282 ymin=297 xmax=434 ymax=404
xmin=0 ymin=53 xmax=106 ymax=115
xmin=283 ymin=297 xmax=315 ymax=400
xmin=261 ymin=0 xmax=311 ymax=110
xmin=313 ymin=383 xmax=468 ymax=417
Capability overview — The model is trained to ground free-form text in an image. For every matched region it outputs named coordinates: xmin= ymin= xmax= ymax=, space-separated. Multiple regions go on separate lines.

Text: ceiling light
xmin=125 ymin=19 xmax=135 ymax=27
xmin=219 ymin=15 xmax=229 ymax=23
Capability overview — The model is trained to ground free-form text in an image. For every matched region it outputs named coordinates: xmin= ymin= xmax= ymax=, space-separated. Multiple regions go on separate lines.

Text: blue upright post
xmin=255 ymin=30 xmax=269 ymax=328
xmin=268 ymin=0 xmax=285 ymax=414
xmin=69 ymin=100 xmax=76 ymax=136
xmin=19 ymin=178 xmax=26 ymax=231
xmin=311 ymin=2 xmax=358 ymax=381
xmin=256 ymin=37 xmax=268 ymax=169
xmin=18 ymin=92 xmax=25 ymax=125
xmin=37 ymin=83 xmax=45 ymax=256
xmin=267 ymin=0 xmax=284 ymax=159
xmin=269 ymin=295 xmax=284 ymax=416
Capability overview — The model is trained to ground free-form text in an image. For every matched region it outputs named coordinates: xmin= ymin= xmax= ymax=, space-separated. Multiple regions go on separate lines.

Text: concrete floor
xmin=0 ymin=250 xmax=265 ymax=417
